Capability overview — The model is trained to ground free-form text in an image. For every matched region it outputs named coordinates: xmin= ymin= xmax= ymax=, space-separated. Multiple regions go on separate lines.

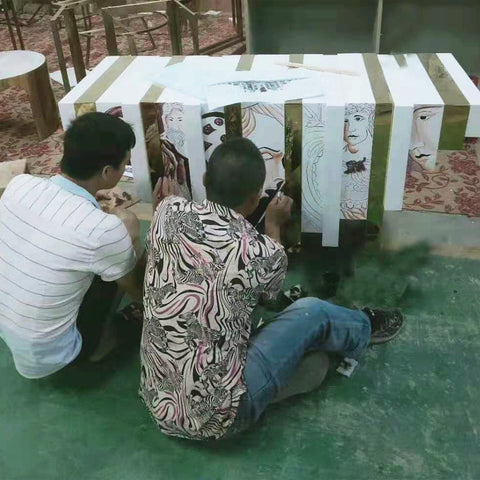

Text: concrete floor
xmin=1 ymin=232 xmax=479 ymax=479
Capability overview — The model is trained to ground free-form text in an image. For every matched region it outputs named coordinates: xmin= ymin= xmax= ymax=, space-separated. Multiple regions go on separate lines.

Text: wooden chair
xmin=179 ymin=0 xmax=244 ymax=55
xmin=101 ymin=0 xmax=198 ymax=56
xmin=0 ymin=0 xmax=25 ymax=50
xmin=50 ymin=0 xmax=91 ymax=91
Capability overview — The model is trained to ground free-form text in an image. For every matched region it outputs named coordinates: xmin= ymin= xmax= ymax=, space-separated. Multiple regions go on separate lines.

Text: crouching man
xmin=140 ymin=138 xmax=403 ymax=439
xmin=0 ymin=112 xmax=144 ymax=378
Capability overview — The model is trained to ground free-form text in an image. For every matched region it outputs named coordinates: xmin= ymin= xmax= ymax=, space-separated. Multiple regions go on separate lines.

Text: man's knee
xmin=294 ymin=297 xmax=327 ymax=311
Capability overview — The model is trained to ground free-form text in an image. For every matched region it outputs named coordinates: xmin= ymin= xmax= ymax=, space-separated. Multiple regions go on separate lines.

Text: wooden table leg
xmin=14 ymin=61 xmax=60 ymax=140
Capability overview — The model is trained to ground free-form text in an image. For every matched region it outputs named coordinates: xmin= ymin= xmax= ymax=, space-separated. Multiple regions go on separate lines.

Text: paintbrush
xmin=276 ymin=62 xmax=360 ymax=77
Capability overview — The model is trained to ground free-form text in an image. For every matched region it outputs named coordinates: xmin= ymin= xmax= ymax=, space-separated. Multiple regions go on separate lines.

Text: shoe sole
xmin=370 ymin=320 xmax=405 ymax=345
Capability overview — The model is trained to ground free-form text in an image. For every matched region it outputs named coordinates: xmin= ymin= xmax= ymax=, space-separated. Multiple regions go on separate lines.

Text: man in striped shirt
xmin=0 ymin=112 xmax=144 ymax=379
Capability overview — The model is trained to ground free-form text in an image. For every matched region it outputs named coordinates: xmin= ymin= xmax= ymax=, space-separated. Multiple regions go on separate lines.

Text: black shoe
xmin=362 ymin=307 xmax=404 ymax=345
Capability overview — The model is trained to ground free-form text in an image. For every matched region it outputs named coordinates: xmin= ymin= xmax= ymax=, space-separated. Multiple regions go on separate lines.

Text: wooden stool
xmin=0 ymin=50 xmax=59 ymax=140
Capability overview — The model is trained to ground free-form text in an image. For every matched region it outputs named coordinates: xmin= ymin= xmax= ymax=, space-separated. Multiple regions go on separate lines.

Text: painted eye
xmin=214 ymin=118 xmax=224 ymax=126
xmin=354 ymin=115 xmax=364 ymax=121
xmin=203 ymin=124 xmax=215 ymax=135
xmin=420 ymin=115 xmax=431 ymax=120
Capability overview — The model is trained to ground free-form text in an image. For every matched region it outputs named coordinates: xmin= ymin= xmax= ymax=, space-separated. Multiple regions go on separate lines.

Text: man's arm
xmin=265 ymin=194 xmax=293 ymax=245
xmin=110 ymin=207 xmax=145 ymax=302
xmin=115 ymin=251 xmax=146 ymax=302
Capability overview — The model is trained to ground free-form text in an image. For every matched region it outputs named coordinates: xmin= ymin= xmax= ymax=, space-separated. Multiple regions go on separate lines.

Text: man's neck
xmin=61 ymin=173 xmax=99 ymax=198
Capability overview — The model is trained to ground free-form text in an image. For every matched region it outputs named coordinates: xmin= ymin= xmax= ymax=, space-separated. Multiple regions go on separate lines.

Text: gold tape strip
xmin=283 ymin=54 xmax=303 ymax=246
xmin=224 ymin=55 xmax=255 ymax=138
xmin=236 ymin=54 xmax=255 ymax=72
xmin=418 ymin=53 xmax=470 ymax=150
xmin=393 ymin=54 xmax=407 ymax=68
xmin=363 ymin=53 xmax=394 ymax=227
xmin=74 ymin=56 xmax=135 ymax=116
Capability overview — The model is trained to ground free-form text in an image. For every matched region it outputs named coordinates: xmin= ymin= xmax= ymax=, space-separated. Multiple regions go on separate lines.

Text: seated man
xmin=140 ymin=138 xmax=403 ymax=440
xmin=0 ymin=112 xmax=144 ymax=379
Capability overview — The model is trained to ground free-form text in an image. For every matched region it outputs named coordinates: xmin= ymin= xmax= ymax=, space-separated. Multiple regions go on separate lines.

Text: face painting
xmin=344 ymin=112 xmax=369 ymax=146
xmin=409 ymin=106 xmax=443 ymax=166
xmin=162 ymin=103 xmax=186 ymax=154
xmin=242 ymin=104 xmax=285 ymax=193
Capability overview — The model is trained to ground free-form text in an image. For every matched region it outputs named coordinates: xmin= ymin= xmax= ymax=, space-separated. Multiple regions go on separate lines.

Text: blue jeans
xmin=229 ymin=297 xmax=371 ymax=435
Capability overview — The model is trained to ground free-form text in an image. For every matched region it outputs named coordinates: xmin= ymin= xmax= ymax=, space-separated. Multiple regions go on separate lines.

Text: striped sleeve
xmin=91 ymin=217 xmax=136 ymax=282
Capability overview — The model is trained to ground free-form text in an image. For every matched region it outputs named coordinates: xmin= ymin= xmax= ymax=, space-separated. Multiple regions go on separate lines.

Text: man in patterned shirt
xmin=141 ymin=138 xmax=404 ymax=440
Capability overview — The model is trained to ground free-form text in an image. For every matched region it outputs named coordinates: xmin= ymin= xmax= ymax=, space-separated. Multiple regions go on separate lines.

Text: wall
xmin=248 ymin=0 xmax=480 ymax=75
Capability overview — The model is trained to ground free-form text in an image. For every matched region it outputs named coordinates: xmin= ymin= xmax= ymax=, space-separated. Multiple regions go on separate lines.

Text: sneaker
xmin=362 ymin=307 xmax=404 ymax=345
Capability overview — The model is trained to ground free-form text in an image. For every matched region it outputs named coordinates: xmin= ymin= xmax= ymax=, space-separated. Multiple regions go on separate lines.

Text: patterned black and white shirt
xmin=140 ymin=196 xmax=287 ymax=440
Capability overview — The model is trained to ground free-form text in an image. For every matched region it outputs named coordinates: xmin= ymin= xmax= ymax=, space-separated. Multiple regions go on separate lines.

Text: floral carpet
xmin=404 ymin=138 xmax=480 ymax=216
xmin=1 ymin=10 xmax=480 ymax=216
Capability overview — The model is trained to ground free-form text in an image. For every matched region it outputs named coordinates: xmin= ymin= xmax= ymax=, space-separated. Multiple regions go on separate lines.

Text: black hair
xmin=60 ymin=112 xmax=136 ymax=180
xmin=205 ymin=137 xmax=266 ymax=208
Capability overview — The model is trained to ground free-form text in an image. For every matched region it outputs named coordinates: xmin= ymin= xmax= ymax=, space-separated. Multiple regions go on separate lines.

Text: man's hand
xmin=265 ymin=193 xmax=293 ymax=243
xmin=152 ymin=176 xmax=179 ymax=212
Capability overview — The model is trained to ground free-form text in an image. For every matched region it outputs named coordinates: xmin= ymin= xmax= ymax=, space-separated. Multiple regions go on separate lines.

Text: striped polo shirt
xmin=0 ymin=174 xmax=136 ymax=378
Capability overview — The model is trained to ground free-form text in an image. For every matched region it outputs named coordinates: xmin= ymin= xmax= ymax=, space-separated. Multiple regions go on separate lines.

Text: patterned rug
xmin=1 ymin=10 xmax=480 ymax=217
xmin=0 ymin=8 xmax=243 ymax=174
xmin=404 ymin=138 xmax=480 ymax=216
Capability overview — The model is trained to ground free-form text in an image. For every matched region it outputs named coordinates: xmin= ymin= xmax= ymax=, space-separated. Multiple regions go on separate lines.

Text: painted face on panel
xmin=343 ymin=104 xmax=374 ymax=154
xmin=409 ymin=106 xmax=443 ymax=167
xmin=157 ymin=103 xmax=191 ymax=199
xmin=341 ymin=103 xmax=375 ymax=220
xmin=345 ymin=112 xmax=369 ymax=144
xmin=242 ymin=103 xmax=285 ymax=194
xmin=162 ymin=103 xmax=186 ymax=154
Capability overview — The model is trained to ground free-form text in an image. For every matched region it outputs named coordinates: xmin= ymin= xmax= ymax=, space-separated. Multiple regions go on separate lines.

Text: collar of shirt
xmin=50 ymin=175 xmax=100 ymax=209
xmin=202 ymin=199 xmax=242 ymax=221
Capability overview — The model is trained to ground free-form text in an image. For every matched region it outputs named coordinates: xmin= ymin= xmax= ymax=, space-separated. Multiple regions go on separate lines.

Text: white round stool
xmin=0 ymin=50 xmax=59 ymax=140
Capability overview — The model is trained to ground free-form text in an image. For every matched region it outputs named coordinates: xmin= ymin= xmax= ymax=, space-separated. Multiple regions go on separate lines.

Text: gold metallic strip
xmin=418 ymin=53 xmax=470 ymax=150
xmin=289 ymin=54 xmax=304 ymax=64
xmin=283 ymin=54 xmax=304 ymax=247
xmin=236 ymin=54 xmax=255 ymax=72
xmin=224 ymin=104 xmax=242 ymax=138
xmin=363 ymin=53 xmax=394 ymax=227
xmin=74 ymin=56 xmax=135 ymax=116
xmin=224 ymin=56 xmax=255 ymax=138
xmin=393 ymin=54 xmax=407 ymax=68
xmin=141 ymin=56 xmax=185 ymax=104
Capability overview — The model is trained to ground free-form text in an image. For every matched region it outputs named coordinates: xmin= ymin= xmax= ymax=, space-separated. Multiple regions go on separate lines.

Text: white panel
xmin=384 ymin=105 xmax=414 ymax=210
xmin=58 ymin=56 xmax=118 ymax=129
xmin=98 ymin=56 xmax=170 ymax=106
xmin=304 ymin=54 xmax=345 ymax=246
xmin=437 ymin=53 xmax=480 ymax=138
xmin=338 ymin=54 xmax=376 ymax=220
xmin=379 ymin=54 xmax=414 ymax=212
xmin=302 ymin=102 xmax=326 ymax=233
xmin=122 ymin=103 xmax=152 ymax=202
xmin=184 ymin=103 xmax=207 ymax=201
xmin=404 ymin=54 xmax=445 ymax=171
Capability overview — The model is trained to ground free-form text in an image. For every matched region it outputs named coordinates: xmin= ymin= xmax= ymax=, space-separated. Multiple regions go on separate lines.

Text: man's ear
xmin=101 ymin=165 xmax=110 ymax=180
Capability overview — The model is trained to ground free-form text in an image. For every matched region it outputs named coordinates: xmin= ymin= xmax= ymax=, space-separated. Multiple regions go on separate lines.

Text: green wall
xmin=248 ymin=0 xmax=480 ymax=75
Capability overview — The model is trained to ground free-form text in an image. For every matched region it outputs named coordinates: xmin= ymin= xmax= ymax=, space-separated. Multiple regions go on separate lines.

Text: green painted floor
xmin=1 ymin=239 xmax=479 ymax=480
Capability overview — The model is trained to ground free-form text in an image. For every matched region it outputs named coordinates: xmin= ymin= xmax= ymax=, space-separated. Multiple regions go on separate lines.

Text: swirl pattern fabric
xmin=140 ymin=197 xmax=287 ymax=440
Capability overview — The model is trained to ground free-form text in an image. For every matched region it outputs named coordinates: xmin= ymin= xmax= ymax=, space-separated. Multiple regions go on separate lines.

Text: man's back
xmin=140 ymin=196 xmax=287 ymax=440
xmin=0 ymin=174 xmax=135 ymax=378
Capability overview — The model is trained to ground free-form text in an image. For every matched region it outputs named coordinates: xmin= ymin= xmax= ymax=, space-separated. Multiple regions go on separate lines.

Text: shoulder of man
xmin=2 ymin=174 xmax=37 ymax=198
